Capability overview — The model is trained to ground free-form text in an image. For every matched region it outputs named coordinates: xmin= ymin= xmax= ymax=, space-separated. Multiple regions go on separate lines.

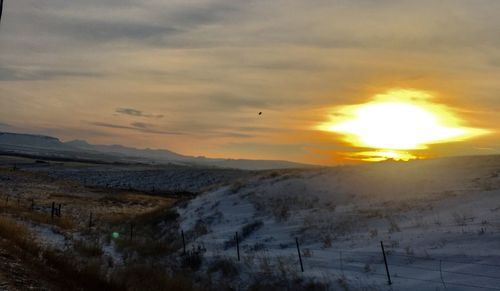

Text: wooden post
xmin=181 ymin=230 xmax=186 ymax=255
xmin=439 ymin=260 xmax=446 ymax=289
xmin=51 ymin=202 xmax=55 ymax=219
xmin=57 ymin=204 xmax=61 ymax=217
xmin=296 ymin=237 xmax=304 ymax=272
xmin=236 ymin=232 xmax=240 ymax=261
xmin=130 ymin=222 xmax=134 ymax=241
xmin=88 ymin=212 xmax=93 ymax=229
xmin=17 ymin=198 xmax=20 ymax=208
xmin=339 ymin=251 xmax=344 ymax=276
xmin=380 ymin=241 xmax=392 ymax=285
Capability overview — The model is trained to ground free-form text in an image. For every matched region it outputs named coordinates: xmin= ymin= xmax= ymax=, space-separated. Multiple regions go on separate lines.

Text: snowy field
xmin=178 ymin=155 xmax=500 ymax=290
xmin=20 ymin=162 xmax=253 ymax=195
xmin=0 ymin=154 xmax=499 ymax=290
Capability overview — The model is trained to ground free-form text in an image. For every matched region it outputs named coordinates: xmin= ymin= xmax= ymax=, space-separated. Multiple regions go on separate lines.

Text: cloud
xmin=1 ymin=0 xmax=500 ymax=162
xmin=0 ymin=65 xmax=99 ymax=81
xmin=208 ymin=94 xmax=269 ymax=110
xmin=0 ymin=123 xmax=13 ymax=130
xmin=1 ymin=0 xmax=248 ymax=51
xmin=131 ymin=122 xmax=148 ymax=129
xmin=48 ymin=17 xmax=181 ymax=43
xmin=89 ymin=122 xmax=182 ymax=135
xmin=207 ymin=132 xmax=255 ymax=139
xmin=89 ymin=121 xmax=254 ymax=139
xmin=116 ymin=108 xmax=164 ymax=119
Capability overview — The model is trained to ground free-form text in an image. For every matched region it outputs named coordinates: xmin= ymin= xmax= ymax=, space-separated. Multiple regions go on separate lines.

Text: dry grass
xmin=21 ymin=211 xmax=74 ymax=230
xmin=111 ymin=206 xmax=181 ymax=258
xmin=115 ymin=237 xmax=177 ymax=258
xmin=0 ymin=200 xmax=74 ymax=230
xmin=73 ymin=239 xmax=103 ymax=257
xmin=0 ymin=216 xmax=36 ymax=253
xmin=111 ymin=264 xmax=196 ymax=291
xmin=41 ymin=250 xmax=120 ymax=291
xmin=0 ymin=167 xmax=193 ymax=290
xmin=102 ymin=195 xmax=176 ymax=224
xmin=0 ymin=215 xmax=119 ymax=290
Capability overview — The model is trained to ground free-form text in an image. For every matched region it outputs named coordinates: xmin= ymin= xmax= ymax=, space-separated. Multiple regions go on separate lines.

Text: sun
xmin=329 ymin=102 xmax=466 ymax=150
xmin=318 ymin=89 xmax=488 ymax=161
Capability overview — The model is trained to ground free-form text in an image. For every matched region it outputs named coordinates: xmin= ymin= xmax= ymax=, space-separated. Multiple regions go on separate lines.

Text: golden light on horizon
xmin=351 ymin=150 xmax=418 ymax=162
xmin=318 ymin=89 xmax=489 ymax=161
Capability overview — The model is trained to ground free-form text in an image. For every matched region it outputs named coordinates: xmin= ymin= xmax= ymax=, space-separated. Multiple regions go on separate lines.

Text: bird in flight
xmin=259 ymin=112 xmax=262 ymax=116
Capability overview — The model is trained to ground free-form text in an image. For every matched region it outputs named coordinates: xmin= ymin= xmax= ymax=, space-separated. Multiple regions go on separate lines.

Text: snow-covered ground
xmin=23 ymin=163 xmax=253 ymax=194
xmin=178 ymin=156 xmax=500 ymax=290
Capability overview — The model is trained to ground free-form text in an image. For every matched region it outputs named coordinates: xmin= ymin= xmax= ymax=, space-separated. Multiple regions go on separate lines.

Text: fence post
xmin=380 ymin=241 xmax=392 ymax=285
xmin=236 ymin=232 xmax=240 ymax=261
xmin=57 ymin=204 xmax=62 ymax=217
xmin=51 ymin=202 xmax=55 ymax=219
xmin=339 ymin=251 xmax=345 ymax=276
xmin=439 ymin=260 xmax=446 ymax=289
xmin=181 ymin=230 xmax=186 ymax=255
xmin=88 ymin=212 xmax=93 ymax=229
xmin=296 ymin=237 xmax=304 ymax=272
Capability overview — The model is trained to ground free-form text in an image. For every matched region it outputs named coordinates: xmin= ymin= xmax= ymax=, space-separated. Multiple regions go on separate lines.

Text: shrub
xmin=248 ymin=275 xmax=328 ymax=291
xmin=114 ymin=236 xmax=176 ymax=258
xmin=134 ymin=207 xmax=179 ymax=227
xmin=364 ymin=263 xmax=372 ymax=273
xmin=302 ymin=248 xmax=313 ymax=258
xmin=224 ymin=220 xmax=264 ymax=249
xmin=73 ymin=239 xmax=103 ymax=257
xmin=0 ymin=216 xmax=32 ymax=247
xmin=229 ymin=181 xmax=245 ymax=194
xmin=181 ymin=245 xmax=205 ymax=271
xmin=452 ymin=212 xmax=468 ymax=226
xmin=208 ymin=257 xmax=239 ymax=277
xmin=404 ymin=246 xmax=414 ymax=257
xmin=193 ymin=220 xmax=210 ymax=237
xmin=0 ymin=216 xmax=42 ymax=259
xmin=388 ymin=218 xmax=401 ymax=233
xmin=241 ymin=220 xmax=264 ymax=238
xmin=320 ymin=233 xmax=332 ymax=248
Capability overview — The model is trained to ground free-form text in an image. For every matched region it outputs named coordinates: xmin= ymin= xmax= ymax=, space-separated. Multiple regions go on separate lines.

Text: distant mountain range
xmin=0 ymin=132 xmax=312 ymax=170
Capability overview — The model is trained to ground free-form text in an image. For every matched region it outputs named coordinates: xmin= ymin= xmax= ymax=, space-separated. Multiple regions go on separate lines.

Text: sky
xmin=0 ymin=0 xmax=499 ymax=165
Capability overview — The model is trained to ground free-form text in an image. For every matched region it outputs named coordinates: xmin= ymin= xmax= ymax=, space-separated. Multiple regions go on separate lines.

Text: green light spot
xmin=112 ymin=232 xmax=120 ymax=239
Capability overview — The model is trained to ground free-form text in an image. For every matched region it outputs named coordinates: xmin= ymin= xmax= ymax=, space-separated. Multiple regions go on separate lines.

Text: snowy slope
xmin=178 ymin=155 xmax=500 ymax=290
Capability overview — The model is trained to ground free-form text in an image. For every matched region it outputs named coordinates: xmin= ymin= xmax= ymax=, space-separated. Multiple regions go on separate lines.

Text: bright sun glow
xmin=318 ymin=89 xmax=488 ymax=161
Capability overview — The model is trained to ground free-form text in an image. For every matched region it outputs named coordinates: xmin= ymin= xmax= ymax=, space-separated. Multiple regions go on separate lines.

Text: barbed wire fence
xmin=1 ymin=193 xmax=499 ymax=290
xmin=180 ymin=226 xmax=500 ymax=290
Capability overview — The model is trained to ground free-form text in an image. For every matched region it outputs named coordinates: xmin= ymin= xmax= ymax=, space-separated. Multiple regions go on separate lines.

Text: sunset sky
xmin=0 ymin=0 xmax=499 ymax=165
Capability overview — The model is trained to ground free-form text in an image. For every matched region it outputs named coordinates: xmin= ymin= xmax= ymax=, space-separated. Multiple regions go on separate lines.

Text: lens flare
xmin=318 ymin=89 xmax=489 ymax=161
